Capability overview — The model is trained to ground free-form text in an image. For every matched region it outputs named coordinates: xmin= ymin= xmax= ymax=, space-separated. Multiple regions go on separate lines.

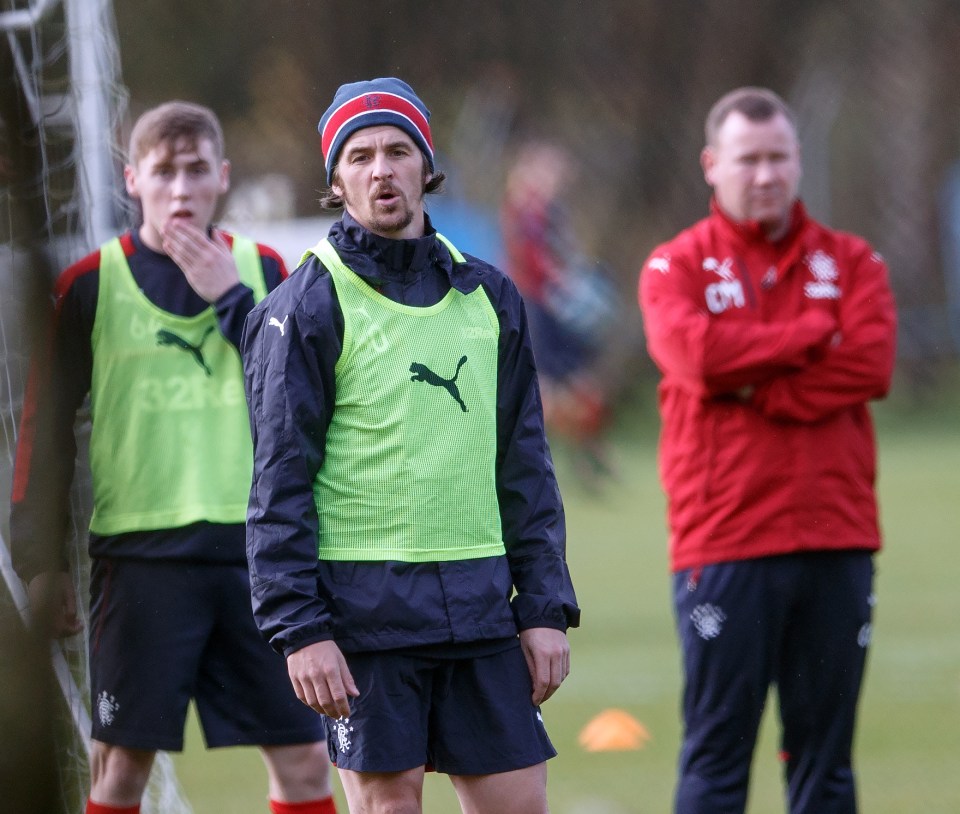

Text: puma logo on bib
xmin=410 ymin=355 xmax=468 ymax=412
xmin=156 ymin=326 xmax=216 ymax=375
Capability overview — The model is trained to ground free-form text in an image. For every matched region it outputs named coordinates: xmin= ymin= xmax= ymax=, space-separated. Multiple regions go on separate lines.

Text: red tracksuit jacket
xmin=639 ymin=200 xmax=897 ymax=572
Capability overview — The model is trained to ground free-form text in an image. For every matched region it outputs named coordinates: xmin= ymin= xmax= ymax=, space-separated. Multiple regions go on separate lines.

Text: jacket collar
xmin=330 ymin=211 xmax=476 ymax=293
xmin=709 ymin=199 xmax=815 ymax=282
xmin=710 ymin=198 xmax=809 ymax=250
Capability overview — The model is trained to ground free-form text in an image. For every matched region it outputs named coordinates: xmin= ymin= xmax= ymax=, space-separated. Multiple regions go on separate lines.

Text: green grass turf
xmin=171 ymin=390 xmax=960 ymax=813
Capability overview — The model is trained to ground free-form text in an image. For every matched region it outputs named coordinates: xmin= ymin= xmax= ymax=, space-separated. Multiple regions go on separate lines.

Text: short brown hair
xmin=127 ymin=101 xmax=225 ymax=165
xmin=704 ymin=87 xmax=796 ymax=146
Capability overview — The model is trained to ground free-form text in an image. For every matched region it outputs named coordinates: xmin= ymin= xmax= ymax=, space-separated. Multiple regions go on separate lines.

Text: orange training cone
xmin=578 ymin=708 xmax=651 ymax=752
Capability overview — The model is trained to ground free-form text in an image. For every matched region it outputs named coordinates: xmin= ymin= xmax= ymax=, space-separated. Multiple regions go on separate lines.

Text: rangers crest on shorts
xmin=97 ymin=690 xmax=119 ymax=726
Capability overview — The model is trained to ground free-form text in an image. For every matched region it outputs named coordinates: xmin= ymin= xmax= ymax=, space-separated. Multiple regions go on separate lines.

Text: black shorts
xmin=88 ymin=558 xmax=324 ymax=751
xmin=325 ymin=642 xmax=557 ymax=774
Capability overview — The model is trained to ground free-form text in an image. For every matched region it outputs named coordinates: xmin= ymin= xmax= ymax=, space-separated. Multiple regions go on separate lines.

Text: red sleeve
xmin=217 ymin=229 xmax=288 ymax=284
xmin=638 ymin=241 xmax=837 ymax=398
xmin=257 ymin=242 xmax=289 ymax=282
xmin=751 ymin=242 xmax=896 ymax=422
xmin=11 ymin=252 xmax=98 ymax=580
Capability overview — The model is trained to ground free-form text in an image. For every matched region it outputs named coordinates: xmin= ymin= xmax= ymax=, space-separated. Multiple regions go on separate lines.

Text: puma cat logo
xmin=156 ymin=326 xmax=216 ymax=376
xmin=410 ymin=355 xmax=468 ymax=412
xmin=269 ymin=315 xmax=288 ymax=336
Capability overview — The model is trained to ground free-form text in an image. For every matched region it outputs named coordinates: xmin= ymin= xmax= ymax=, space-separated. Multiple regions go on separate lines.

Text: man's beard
xmin=339 ymin=186 xmax=416 ymax=237
xmin=341 ymin=178 xmax=424 ymax=237
xmin=369 ymin=201 xmax=415 ymax=236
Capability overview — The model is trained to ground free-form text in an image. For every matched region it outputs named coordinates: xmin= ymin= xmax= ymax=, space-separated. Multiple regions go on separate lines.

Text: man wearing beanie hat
xmin=318 ymin=77 xmax=436 ymax=187
xmin=242 ymin=78 xmax=580 ymax=813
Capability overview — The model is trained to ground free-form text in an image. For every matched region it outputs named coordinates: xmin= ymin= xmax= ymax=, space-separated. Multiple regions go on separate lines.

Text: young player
xmin=11 ymin=101 xmax=337 ymax=814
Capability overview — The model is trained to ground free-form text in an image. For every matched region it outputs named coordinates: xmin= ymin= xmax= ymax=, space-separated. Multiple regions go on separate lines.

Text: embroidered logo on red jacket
xmin=703 ymin=256 xmax=745 ymax=314
xmin=804 ymin=250 xmax=841 ymax=299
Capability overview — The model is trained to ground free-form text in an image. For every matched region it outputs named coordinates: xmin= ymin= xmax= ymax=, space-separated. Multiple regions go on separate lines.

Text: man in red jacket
xmin=638 ymin=87 xmax=896 ymax=814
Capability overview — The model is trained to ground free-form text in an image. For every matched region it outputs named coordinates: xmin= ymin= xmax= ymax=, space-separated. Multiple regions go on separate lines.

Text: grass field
xmin=170 ymin=385 xmax=960 ymax=813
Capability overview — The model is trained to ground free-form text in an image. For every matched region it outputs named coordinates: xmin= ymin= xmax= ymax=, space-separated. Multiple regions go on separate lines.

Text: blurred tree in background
xmin=114 ymin=0 xmax=960 ymax=401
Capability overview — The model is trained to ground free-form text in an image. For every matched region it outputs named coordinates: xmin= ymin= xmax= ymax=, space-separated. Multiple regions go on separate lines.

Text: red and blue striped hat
xmin=318 ymin=77 xmax=435 ymax=185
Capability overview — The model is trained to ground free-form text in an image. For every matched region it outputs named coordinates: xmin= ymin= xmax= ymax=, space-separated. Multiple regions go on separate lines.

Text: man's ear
xmin=123 ymin=164 xmax=139 ymax=198
xmin=219 ymin=159 xmax=231 ymax=195
xmin=421 ymin=153 xmax=434 ymax=189
xmin=700 ymin=146 xmax=716 ymax=186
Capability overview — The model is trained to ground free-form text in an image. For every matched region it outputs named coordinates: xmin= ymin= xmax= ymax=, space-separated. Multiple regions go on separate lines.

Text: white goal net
xmin=0 ymin=1 xmax=190 ymax=811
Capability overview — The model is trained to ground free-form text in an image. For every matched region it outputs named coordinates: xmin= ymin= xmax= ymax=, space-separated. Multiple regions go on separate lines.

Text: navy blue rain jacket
xmin=242 ymin=212 xmax=580 ymax=657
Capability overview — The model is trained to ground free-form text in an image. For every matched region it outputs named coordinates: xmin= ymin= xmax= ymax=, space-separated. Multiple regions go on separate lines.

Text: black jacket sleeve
xmin=215 ymin=249 xmax=287 ymax=350
xmin=479 ymin=264 xmax=580 ymax=631
xmin=242 ymin=257 xmax=343 ymax=655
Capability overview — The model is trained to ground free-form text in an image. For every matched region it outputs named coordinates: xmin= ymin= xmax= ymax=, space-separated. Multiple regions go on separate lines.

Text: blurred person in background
xmin=10 ymin=101 xmax=336 ymax=814
xmin=243 ymin=77 xmax=579 ymax=814
xmin=501 ymin=141 xmax=615 ymax=483
xmin=638 ymin=86 xmax=896 ymax=814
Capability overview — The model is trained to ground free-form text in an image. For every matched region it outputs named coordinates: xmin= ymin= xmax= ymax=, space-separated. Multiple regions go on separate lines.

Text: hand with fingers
xmin=162 ymin=221 xmax=240 ymax=302
xmin=286 ymin=639 xmax=360 ymax=719
xmin=519 ymin=627 xmax=571 ymax=705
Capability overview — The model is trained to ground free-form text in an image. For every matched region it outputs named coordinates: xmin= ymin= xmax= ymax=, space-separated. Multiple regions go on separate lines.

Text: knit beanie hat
xmin=318 ymin=77 xmax=435 ymax=185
